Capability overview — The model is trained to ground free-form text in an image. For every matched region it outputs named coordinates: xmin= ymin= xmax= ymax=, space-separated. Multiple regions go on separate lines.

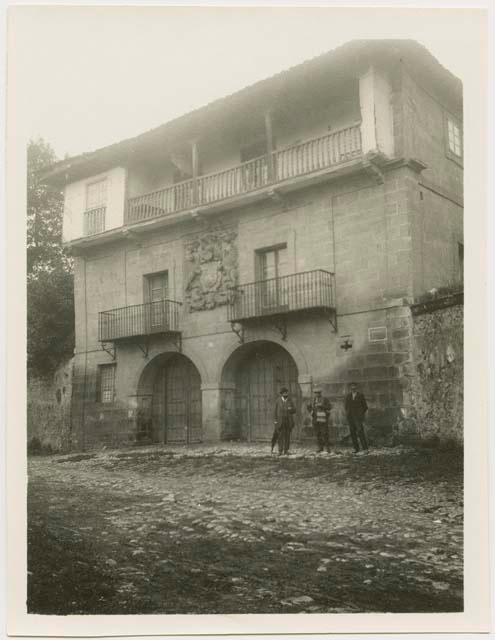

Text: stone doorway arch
xmin=221 ymin=341 xmax=301 ymax=442
xmin=137 ymin=352 xmax=202 ymax=444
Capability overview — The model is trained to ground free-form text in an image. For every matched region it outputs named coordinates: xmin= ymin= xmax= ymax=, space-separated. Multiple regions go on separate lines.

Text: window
xmin=258 ymin=245 xmax=288 ymax=281
xmin=86 ymin=178 xmax=107 ymax=210
xmin=97 ymin=364 xmax=116 ymax=403
xmin=145 ymin=272 xmax=169 ymax=327
xmin=445 ymin=115 xmax=462 ymax=160
xmin=256 ymin=245 xmax=289 ymax=311
xmin=146 ymin=272 xmax=168 ymax=302
xmin=447 ymin=119 xmax=462 ymax=156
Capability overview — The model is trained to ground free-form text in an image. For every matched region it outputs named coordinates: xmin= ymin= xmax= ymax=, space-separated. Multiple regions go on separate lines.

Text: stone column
xmin=201 ymin=383 xmax=223 ymax=442
xmin=298 ymin=373 xmax=313 ymax=403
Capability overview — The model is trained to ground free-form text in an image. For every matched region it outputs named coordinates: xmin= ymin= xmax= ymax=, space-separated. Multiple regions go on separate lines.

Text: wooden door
xmin=257 ymin=246 xmax=289 ymax=314
xmin=235 ymin=344 xmax=300 ymax=441
xmin=146 ymin=272 xmax=169 ymax=330
xmin=153 ymin=355 xmax=202 ymax=444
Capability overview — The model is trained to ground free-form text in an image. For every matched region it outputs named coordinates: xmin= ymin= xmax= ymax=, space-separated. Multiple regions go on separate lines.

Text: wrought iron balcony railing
xmin=99 ymin=300 xmax=182 ymax=342
xmin=125 ymin=124 xmax=362 ymax=225
xmin=228 ymin=269 xmax=336 ymax=323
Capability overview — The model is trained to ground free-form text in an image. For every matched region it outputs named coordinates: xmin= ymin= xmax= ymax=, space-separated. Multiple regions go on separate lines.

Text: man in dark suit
xmin=272 ymin=387 xmax=296 ymax=456
xmin=344 ymin=382 xmax=369 ymax=455
xmin=307 ymin=387 xmax=333 ymax=454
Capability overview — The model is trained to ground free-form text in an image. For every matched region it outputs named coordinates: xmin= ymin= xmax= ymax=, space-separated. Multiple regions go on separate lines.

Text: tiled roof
xmin=41 ymin=39 xmax=462 ymax=183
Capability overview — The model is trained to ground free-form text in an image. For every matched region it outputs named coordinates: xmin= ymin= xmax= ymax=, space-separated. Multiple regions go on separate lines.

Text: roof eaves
xmin=41 ymin=38 xmax=462 ymax=183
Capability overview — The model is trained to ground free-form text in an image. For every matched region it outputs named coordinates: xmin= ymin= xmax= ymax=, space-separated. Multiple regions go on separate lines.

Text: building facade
xmin=43 ymin=40 xmax=463 ymax=449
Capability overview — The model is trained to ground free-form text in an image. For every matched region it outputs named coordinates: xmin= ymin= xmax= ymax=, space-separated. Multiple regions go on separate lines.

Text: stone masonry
xmin=45 ymin=41 xmax=463 ymax=450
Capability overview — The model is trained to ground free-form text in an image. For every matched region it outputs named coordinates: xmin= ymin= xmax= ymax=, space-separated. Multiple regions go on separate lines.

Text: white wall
xmin=373 ymin=69 xmax=395 ymax=157
xmin=63 ymin=166 xmax=127 ymax=242
xmin=359 ymin=66 xmax=394 ymax=157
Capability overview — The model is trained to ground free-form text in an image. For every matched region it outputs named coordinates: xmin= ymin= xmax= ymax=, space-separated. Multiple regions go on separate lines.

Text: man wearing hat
xmin=272 ymin=387 xmax=297 ymax=455
xmin=344 ymin=382 xmax=369 ymax=455
xmin=307 ymin=386 xmax=333 ymax=454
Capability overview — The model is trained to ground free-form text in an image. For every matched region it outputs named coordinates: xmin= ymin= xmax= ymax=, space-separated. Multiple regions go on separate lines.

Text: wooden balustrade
xmin=228 ymin=269 xmax=335 ymax=322
xmin=124 ymin=125 xmax=362 ymax=226
xmin=99 ymin=300 xmax=182 ymax=342
xmin=197 ymin=155 xmax=269 ymax=205
xmin=126 ymin=179 xmax=194 ymax=224
xmin=83 ymin=206 xmax=106 ymax=236
xmin=274 ymin=125 xmax=362 ymax=181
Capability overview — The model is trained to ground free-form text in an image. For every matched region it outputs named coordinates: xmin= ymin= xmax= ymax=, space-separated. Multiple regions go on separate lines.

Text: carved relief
xmin=185 ymin=228 xmax=238 ymax=311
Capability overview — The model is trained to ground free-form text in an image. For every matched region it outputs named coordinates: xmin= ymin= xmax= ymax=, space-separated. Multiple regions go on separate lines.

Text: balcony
xmin=125 ymin=124 xmax=362 ymax=226
xmin=228 ymin=270 xmax=336 ymax=327
xmin=99 ymin=300 xmax=182 ymax=342
xmin=84 ymin=206 xmax=106 ymax=236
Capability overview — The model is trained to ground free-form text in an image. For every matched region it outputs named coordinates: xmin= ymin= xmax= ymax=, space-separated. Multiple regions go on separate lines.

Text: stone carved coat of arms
xmin=185 ymin=229 xmax=238 ymax=312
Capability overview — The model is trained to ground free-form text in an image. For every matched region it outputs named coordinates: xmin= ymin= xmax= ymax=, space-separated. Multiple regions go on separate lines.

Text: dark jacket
xmin=344 ymin=391 xmax=368 ymax=421
xmin=307 ymin=396 xmax=332 ymax=427
xmin=274 ymin=396 xmax=296 ymax=430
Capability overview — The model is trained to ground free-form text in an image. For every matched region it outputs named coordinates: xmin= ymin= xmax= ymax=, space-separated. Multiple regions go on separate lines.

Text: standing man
xmin=273 ymin=387 xmax=297 ymax=456
xmin=344 ymin=382 xmax=369 ymax=455
xmin=307 ymin=386 xmax=334 ymax=454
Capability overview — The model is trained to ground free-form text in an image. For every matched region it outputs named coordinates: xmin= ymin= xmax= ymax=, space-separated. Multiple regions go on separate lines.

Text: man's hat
xmin=280 ymin=387 xmax=289 ymax=394
xmin=313 ymin=386 xmax=322 ymax=394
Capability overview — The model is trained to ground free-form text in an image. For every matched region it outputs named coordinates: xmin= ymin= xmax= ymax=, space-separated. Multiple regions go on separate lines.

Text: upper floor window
xmin=445 ymin=115 xmax=462 ymax=160
xmin=146 ymin=271 xmax=169 ymax=301
xmin=256 ymin=244 xmax=289 ymax=310
xmin=145 ymin=272 xmax=169 ymax=327
xmin=86 ymin=178 xmax=107 ymax=211
xmin=257 ymin=244 xmax=288 ymax=281
xmin=97 ymin=363 xmax=116 ymax=403
xmin=84 ymin=178 xmax=107 ymax=235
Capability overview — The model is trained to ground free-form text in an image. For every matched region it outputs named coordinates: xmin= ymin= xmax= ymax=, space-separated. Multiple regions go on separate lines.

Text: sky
xmin=9 ymin=5 xmax=486 ymax=160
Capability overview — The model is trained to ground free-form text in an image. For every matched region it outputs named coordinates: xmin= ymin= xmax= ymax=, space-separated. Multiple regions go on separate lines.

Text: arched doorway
xmin=137 ymin=353 xmax=202 ymax=444
xmin=224 ymin=341 xmax=301 ymax=442
xmin=154 ymin=354 xmax=202 ymax=444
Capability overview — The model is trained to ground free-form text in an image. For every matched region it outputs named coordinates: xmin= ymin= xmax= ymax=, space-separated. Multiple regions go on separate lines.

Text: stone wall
xmin=401 ymin=293 xmax=463 ymax=443
xmin=27 ymin=358 xmax=73 ymax=452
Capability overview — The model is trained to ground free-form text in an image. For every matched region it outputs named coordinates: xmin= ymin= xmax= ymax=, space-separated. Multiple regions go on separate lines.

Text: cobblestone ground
xmin=28 ymin=443 xmax=463 ymax=615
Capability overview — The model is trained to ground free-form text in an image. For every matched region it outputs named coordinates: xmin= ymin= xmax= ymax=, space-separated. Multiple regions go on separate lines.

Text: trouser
xmin=314 ymin=422 xmax=330 ymax=451
xmin=348 ymin=417 xmax=368 ymax=452
xmin=278 ymin=421 xmax=292 ymax=454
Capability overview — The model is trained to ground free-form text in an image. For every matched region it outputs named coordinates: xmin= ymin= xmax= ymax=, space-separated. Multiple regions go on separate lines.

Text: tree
xmin=27 ymin=269 xmax=75 ymax=376
xmin=27 ymin=138 xmax=74 ymax=377
xmin=27 ymin=138 xmax=71 ymax=277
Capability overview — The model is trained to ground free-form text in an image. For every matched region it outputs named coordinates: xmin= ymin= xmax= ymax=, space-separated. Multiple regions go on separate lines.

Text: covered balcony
xmin=125 ymin=125 xmax=362 ymax=226
xmin=227 ymin=270 xmax=336 ymax=340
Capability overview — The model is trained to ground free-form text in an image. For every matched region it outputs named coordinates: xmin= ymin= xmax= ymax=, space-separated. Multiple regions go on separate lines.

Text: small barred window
xmin=97 ymin=364 xmax=116 ymax=403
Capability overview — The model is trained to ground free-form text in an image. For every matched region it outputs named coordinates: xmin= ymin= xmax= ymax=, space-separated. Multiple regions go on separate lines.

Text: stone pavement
xmin=57 ymin=440 xmax=407 ymax=460
xmin=28 ymin=442 xmax=463 ymax=615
